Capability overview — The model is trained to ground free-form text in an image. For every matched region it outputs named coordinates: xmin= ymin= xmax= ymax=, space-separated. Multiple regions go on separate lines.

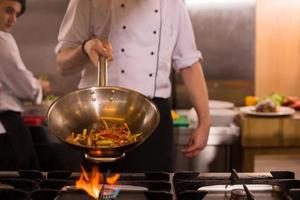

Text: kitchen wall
xmin=256 ymin=0 xmax=300 ymax=98
xmin=173 ymin=0 xmax=255 ymax=108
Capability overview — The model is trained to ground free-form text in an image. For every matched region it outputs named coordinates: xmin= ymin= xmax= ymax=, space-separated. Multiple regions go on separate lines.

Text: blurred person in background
xmin=55 ymin=0 xmax=210 ymax=172
xmin=0 ymin=0 xmax=51 ymax=170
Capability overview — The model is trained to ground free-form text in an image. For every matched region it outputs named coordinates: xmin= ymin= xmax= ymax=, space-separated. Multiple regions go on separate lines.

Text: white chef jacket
xmin=55 ymin=0 xmax=202 ymax=98
xmin=0 ymin=31 xmax=43 ymax=113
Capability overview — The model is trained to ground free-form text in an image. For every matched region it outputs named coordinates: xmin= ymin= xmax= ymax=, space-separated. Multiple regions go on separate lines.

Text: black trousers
xmin=83 ymin=98 xmax=174 ymax=172
xmin=0 ymin=111 xmax=40 ymax=170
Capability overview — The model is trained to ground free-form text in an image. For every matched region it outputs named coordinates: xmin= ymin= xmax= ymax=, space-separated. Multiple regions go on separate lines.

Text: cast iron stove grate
xmin=173 ymin=169 xmax=300 ymax=200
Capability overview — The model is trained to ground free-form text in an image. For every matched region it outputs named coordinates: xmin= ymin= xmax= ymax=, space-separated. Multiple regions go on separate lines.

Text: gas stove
xmin=0 ymin=170 xmax=299 ymax=200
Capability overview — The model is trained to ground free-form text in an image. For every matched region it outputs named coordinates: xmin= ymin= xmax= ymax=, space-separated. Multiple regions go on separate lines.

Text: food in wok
xmin=65 ymin=120 xmax=142 ymax=148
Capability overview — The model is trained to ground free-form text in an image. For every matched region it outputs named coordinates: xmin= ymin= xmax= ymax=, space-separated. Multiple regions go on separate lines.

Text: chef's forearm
xmin=180 ymin=62 xmax=211 ymax=128
xmin=56 ymin=46 xmax=89 ymax=76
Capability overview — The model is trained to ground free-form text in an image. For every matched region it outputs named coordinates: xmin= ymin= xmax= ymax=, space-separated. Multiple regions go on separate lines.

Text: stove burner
xmin=230 ymin=189 xmax=247 ymax=200
xmin=55 ymin=189 xmax=93 ymax=200
xmin=56 ymin=185 xmax=120 ymax=200
xmin=229 ymin=184 xmax=264 ymax=200
xmin=242 ymin=184 xmax=254 ymax=200
xmin=100 ymin=187 xmax=120 ymax=200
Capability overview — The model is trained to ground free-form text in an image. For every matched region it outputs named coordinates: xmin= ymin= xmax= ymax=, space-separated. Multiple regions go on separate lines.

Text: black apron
xmin=0 ymin=111 xmax=40 ymax=170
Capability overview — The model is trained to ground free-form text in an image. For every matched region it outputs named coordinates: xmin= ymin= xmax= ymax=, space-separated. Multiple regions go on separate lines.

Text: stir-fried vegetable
xmin=65 ymin=120 xmax=142 ymax=148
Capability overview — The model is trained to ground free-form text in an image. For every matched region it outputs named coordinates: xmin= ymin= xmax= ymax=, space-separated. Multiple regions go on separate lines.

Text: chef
xmin=55 ymin=0 xmax=211 ymax=172
xmin=0 ymin=0 xmax=50 ymax=170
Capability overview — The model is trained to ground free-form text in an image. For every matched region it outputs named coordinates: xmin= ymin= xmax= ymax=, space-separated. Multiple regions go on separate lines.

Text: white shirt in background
xmin=0 ymin=31 xmax=42 ymax=113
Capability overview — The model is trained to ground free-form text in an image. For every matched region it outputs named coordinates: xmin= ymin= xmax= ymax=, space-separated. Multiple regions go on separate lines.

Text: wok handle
xmin=98 ymin=56 xmax=107 ymax=87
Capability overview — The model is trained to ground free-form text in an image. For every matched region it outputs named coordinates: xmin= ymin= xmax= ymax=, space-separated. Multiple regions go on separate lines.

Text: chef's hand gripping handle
xmin=98 ymin=56 xmax=107 ymax=87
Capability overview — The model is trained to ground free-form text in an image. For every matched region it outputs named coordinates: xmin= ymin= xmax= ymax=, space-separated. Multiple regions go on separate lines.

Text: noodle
xmin=65 ymin=120 xmax=142 ymax=148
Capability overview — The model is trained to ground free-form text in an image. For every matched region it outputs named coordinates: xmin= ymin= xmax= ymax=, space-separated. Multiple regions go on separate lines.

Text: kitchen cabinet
xmin=256 ymin=0 xmax=300 ymax=97
xmin=239 ymin=112 xmax=300 ymax=172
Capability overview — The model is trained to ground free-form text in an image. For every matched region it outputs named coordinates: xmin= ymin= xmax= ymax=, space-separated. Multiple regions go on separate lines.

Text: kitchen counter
xmin=239 ymin=111 xmax=300 ymax=147
xmin=238 ymin=111 xmax=300 ymax=172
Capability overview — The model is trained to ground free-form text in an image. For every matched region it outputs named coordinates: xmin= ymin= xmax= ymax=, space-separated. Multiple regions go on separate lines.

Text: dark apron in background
xmin=0 ymin=111 xmax=40 ymax=170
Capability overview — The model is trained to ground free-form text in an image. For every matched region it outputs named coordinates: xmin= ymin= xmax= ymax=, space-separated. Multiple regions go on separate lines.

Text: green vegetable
xmin=267 ymin=92 xmax=285 ymax=106
xmin=45 ymin=95 xmax=56 ymax=101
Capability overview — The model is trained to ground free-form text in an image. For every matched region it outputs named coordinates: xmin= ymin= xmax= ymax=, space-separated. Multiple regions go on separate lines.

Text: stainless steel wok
xmin=47 ymin=58 xmax=160 ymax=163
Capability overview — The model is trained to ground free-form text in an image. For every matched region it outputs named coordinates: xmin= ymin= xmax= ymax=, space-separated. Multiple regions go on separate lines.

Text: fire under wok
xmin=46 ymin=58 xmax=160 ymax=163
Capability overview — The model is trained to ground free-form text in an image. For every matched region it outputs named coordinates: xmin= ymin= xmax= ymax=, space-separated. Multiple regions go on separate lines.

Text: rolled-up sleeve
xmin=172 ymin=2 xmax=202 ymax=72
xmin=55 ymin=0 xmax=92 ymax=54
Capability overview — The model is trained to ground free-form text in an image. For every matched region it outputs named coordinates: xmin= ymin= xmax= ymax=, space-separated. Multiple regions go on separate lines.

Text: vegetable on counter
xmin=267 ymin=93 xmax=285 ymax=106
xmin=245 ymin=92 xmax=300 ymax=111
xmin=171 ymin=110 xmax=189 ymax=127
xmin=44 ymin=94 xmax=57 ymax=101
xmin=245 ymin=96 xmax=259 ymax=106
xmin=42 ymin=94 xmax=58 ymax=106
xmin=171 ymin=110 xmax=180 ymax=120
xmin=255 ymin=99 xmax=278 ymax=113
xmin=283 ymin=96 xmax=300 ymax=110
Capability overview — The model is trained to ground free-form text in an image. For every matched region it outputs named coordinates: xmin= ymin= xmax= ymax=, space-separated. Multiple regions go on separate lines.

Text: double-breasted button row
xmin=120 ymin=25 xmax=157 ymax=34
xmin=120 ymin=48 xmax=155 ymax=56
xmin=120 ymin=3 xmax=158 ymax=12
xmin=121 ymin=3 xmax=158 ymax=12
xmin=119 ymin=69 xmax=153 ymax=78
xmin=119 ymin=3 xmax=157 ymax=78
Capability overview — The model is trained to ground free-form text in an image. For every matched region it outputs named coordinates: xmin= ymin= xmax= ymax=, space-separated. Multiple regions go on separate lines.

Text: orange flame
xmin=75 ymin=165 xmax=120 ymax=199
xmin=106 ymin=173 xmax=121 ymax=185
